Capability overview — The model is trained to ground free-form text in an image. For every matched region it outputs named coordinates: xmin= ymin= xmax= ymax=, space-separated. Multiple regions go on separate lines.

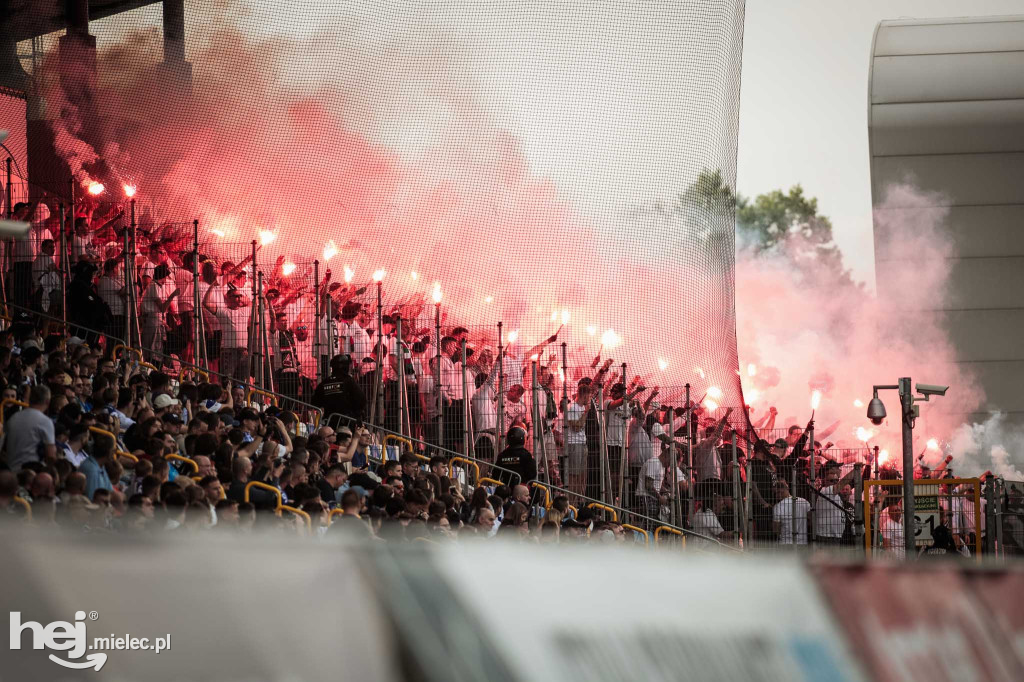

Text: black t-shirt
xmin=312 ymin=374 xmax=366 ymax=422
xmin=317 ymin=478 xmax=338 ymax=505
xmin=495 ymin=445 xmax=537 ymax=486
xmin=750 ymin=458 xmax=778 ymax=507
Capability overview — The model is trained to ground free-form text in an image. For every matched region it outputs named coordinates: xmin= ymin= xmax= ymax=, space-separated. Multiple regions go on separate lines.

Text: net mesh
xmin=7 ymin=0 xmax=747 ymax=416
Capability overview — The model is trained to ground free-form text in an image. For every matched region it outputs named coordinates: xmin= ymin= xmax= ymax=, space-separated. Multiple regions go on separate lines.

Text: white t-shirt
xmin=472 ymin=370 xmax=499 ymax=432
xmin=880 ymin=512 xmax=905 ymax=558
xmin=774 ymin=496 xmax=810 ymax=544
xmin=218 ymin=304 xmax=250 ymax=349
xmin=627 ymin=420 xmax=663 ymax=467
xmin=692 ymin=508 xmax=725 ymax=547
xmin=142 ymin=279 xmax=177 ymax=317
xmin=97 ymin=274 xmax=126 ymax=316
xmin=565 ymin=402 xmax=586 ymax=445
xmin=605 ymin=400 xmax=626 ymax=447
xmin=174 ymin=264 xmax=195 ymax=311
xmin=814 ymin=485 xmax=846 ymax=539
xmin=505 ymin=399 xmax=528 ymax=429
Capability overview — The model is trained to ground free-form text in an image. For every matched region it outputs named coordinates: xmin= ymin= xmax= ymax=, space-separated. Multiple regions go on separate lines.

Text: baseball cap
xmin=153 ymin=394 xmax=180 ymax=409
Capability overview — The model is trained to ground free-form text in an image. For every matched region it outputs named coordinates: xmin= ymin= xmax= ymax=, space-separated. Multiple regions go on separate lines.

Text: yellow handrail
xmin=178 ymin=366 xmax=210 ymax=383
xmin=478 ymin=477 xmax=503 ymax=488
xmin=449 ymin=457 xmax=480 ymax=486
xmin=112 ymin=345 xmax=144 ymax=363
xmin=166 ymin=453 xmax=199 ymax=475
xmin=244 ymin=481 xmax=282 ymax=509
xmin=12 ymin=496 xmax=32 ymax=520
xmin=568 ymin=504 xmax=579 ymax=518
xmin=280 ymin=504 xmax=312 ymax=531
xmin=88 ymin=426 xmax=118 ymax=444
xmin=654 ymin=525 xmax=686 ymax=548
xmin=0 ymin=398 xmax=28 ymax=426
xmin=585 ymin=502 xmax=618 ymax=522
xmin=138 ymin=361 xmax=159 ymax=372
xmin=245 ymin=387 xmax=279 ymax=407
xmin=116 ymin=450 xmax=139 ymax=464
xmin=383 ymin=434 xmax=413 ymax=454
xmin=622 ymin=524 xmax=650 ymax=546
xmin=529 ymin=481 xmax=552 ymax=509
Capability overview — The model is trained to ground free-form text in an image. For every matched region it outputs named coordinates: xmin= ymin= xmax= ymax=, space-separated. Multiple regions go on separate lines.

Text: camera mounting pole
xmin=898 ymin=377 xmax=915 ymax=558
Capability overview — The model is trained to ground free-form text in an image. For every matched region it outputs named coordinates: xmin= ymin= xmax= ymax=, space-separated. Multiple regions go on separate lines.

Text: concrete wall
xmin=869 ymin=15 xmax=1024 ymax=428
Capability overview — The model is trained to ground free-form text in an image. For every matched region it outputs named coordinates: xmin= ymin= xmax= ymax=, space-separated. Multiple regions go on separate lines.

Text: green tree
xmin=676 ymin=169 xmax=858 ymax=289
xmin=736 ymin=185 xmax=855 ymax=287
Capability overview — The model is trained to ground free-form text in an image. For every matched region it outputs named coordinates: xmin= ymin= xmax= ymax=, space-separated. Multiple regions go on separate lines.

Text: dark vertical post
xmin=900 ymin=377 xmax=916 ymax=558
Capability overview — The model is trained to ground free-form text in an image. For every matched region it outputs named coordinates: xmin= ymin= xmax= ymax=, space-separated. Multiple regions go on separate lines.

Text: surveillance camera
xmin=866 ymin=397 xmax=886 ymax=425
xmin=916 ymin=383 xmax=949 ymax=398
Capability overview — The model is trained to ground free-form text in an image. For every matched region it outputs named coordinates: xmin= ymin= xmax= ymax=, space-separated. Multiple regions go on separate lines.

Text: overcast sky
xmin=737 ymin=0 xmax=1023 ymax=286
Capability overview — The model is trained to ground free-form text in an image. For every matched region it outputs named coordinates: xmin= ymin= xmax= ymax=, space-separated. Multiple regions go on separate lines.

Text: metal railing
xmin=322 ymin=411 xmax=731 ymax=549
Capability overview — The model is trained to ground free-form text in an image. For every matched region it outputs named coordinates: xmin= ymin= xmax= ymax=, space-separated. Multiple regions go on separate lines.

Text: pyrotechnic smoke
xmin=949 ymin=415 xmax=1024 ymax=481
xmin=735 ymin=183 xmax=1014 ymax=475
xmin=37 ymin=1 xmax=746 ymax=408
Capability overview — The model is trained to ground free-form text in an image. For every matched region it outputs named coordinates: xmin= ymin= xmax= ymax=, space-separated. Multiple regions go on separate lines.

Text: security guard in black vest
xmin=494 ymin=426 xmax=537 ymax=487
xmin=312 ymin=354 xmax=366 ymax=423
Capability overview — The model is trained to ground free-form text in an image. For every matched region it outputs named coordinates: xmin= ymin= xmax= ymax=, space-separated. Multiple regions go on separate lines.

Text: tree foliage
xmin=680 ymin=169 xmax=858 ymax=289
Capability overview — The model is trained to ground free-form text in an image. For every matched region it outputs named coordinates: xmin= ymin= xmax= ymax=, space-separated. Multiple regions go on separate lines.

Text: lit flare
xmin=322 ymin=240 xmax=338 ymax=262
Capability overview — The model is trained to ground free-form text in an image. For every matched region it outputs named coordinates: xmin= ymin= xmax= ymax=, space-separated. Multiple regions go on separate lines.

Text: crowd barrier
xmin=1 ymin=292 xmax=1019 ymax=560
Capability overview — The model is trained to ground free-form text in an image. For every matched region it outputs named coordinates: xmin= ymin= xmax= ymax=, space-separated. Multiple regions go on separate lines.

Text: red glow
xmin=87 ymin=182 xmax=104 ymax=195
xmin=123 ymin=184 xmax=137 ymax=197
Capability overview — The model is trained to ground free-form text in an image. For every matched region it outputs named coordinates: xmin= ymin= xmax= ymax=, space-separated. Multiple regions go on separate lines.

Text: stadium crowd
xmin=1 ymin=196 xmax=1019 ymax=555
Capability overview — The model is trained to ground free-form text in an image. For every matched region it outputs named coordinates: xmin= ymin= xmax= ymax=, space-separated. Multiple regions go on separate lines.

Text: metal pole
xmin=376 ymin=280 xmax=385 ymax=429
xmin=122 ymin=228 xmax=132 ymax=346
xmin=984 ymin=477 xmax=995 ymax=556
xmin=326 ymin=295 xmax=334 ymax=379
xmin=131 ymin=201 xmax=142 ymax=350
xmin=791 ymin=462 xmax=797 ymax=552
xmin=4 ymin=158 xmax=11 ymax=217
xmin=807 ymin=420 xmax=816 ymax=549
xmin=497 ymin=322 xmax=505 ymax=450
xmin=899 ymin=377 xmax=916 ymax=558
xmin=560 ymin=342 xmax=568 ymax=411
xmin=531 ymin=360 xmax=549 ymax=485
xmin=262 ymin=277 xmax=272 ymax=392
xmin=435 ymin=302 xmax=443 ymax=449
xmin=809 ymin=421 xmax=816 ymax=488
xmin=313 ymin=260 xmax=321 ymax=384
xmin=461 ymin=339 xmax=469 ymax=455
xmin=396 ymin=316 xmax=405 ymax=438
xmin=731 ymin=432 xmax=740 ymax=544
xmin=59 ymin=204 xmax=68 ymax=328
xmin=854 ymin=465 xmax=865 ymax=556
xmin=874 ymin=445 xmax=880 ymax=479
xmin=686 ymin=383 xmax=693 ymax=525
xmin=3 ymin=159 xmax=11 ymax=307
xmin=598 ymin=385 xmax=608 ymax=506
xmin=744 ymin=460 xmax=753 ymax=547
xmin=995 ymin=478 xmax=1005 ymax=559
xmin=192 ymin=220 xmax=202 ymax=368
xmin=258 ymin=270 xmax=266 ymax=391
xmin=668 ymin=407 xmax=677 ymax=526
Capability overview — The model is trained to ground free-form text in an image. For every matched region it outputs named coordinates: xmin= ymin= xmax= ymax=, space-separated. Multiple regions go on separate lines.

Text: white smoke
xmin=949 ymin=414 xmax=1024 ymax=481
